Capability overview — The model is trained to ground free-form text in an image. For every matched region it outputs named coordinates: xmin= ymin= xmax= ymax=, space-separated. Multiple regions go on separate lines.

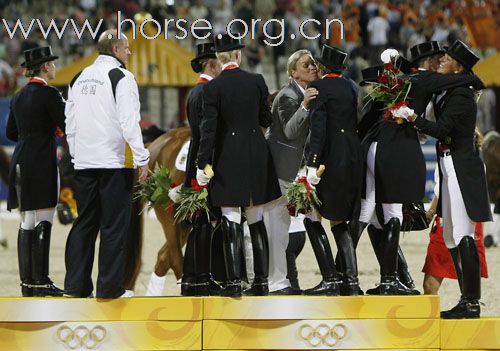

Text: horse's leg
xmin=167 ymin=217 xmax=184 ymax=280
xmin=145 ymin=240 xmax=170 ymax=296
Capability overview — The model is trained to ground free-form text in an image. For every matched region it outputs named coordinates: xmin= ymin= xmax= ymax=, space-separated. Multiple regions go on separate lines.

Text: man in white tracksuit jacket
xmin=63 ymin=30 xmax=149 ymax=298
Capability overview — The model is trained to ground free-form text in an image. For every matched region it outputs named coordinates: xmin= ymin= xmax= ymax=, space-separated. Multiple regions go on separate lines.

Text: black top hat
xmin=445 ymin=40 xmax=480 ymax=72
xmin=315 ymin=45 xmax=348 ymax=72
xmin=214 ymin=33 xmax=245 ymax=53
xmin=409 ymin=41 xmax=444 ymax=64
xmin=360 ymin=65 xmax=384 ymax=86
xmin=394 ymin=56 xmax=415 ymax=74
xmin=191 ymin=42 xmax=216 ymax=73
xmin=21 ymin=46 xmax=58 ymax=68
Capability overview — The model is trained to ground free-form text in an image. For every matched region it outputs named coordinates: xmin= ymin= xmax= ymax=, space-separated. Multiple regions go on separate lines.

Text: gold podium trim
xmin=203 ymin=295 xmax=440 ymax=320
xmin=0 ymin=297 xmax=203 ymax=322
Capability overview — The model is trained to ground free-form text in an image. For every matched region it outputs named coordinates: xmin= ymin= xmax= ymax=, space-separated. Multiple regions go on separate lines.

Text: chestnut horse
xmin=124 ymin=126 xmax=191 ymax=291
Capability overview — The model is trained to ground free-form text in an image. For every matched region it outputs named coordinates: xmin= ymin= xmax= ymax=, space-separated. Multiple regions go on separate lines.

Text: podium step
xmin=203 ymin=319 xmax=440 ymax=349
xmin=441 ymin=317 xmax=500 ymax=349
xmin=0 ymin=296 xmax=497 ymax=350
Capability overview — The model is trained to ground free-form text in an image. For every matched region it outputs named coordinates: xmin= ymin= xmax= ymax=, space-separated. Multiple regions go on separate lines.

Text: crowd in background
xmin=0 ymin=0 xmax=498 ymax=131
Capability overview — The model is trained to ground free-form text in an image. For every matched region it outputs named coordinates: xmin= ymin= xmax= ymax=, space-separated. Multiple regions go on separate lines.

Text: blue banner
xmin=422 ymin=137 xmax=437 ymax=202
xmin=0 ymin=97 xmax=15 ymax=146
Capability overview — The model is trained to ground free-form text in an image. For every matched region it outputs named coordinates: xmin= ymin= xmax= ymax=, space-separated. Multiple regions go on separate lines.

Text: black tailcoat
xmin=196 ymin=68 xmax=281 ymax=207
xmin=6 ymin=82 xmax=66 ymax=211
xmin=363 ymin=70 xmax=484 ymax=203
xmin=184 ymin=81 xmax=205 ymax=187
xmin=413 ymin=86 xmax=492 ymax=222
xmin=307 ymin=77 xmax=363 ymax=221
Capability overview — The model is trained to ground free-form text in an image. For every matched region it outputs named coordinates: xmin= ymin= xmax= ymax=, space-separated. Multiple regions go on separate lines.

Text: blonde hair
xmin=216 ymin=49 xmax=240 ymax=64
xmin=287 ymin=49 xmax=313 ymax=78
xmin=24 ymin=61 xmax=51 ymax=78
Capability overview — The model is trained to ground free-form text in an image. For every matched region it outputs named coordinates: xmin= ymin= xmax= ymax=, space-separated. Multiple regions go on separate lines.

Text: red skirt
xmin=422 ymin=217 xmax=488 ymax=279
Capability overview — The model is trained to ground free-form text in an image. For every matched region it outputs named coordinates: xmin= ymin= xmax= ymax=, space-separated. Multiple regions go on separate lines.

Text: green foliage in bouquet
xmin=134 ymin=164 xmax=172 ymax=210
xmin=286 ymin=177 xmax=321 ymax=216
xmin=173 ymin=180 xmax=211 ymax=223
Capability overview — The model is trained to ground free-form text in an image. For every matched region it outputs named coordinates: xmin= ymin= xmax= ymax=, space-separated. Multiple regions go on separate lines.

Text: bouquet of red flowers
xmin=286 ymin=177 xmax=321 ymax=216
xmin=366 ymin=57 xmax=413 ymax=124
xmin=173 ymin=179 xmax=211 ymax=223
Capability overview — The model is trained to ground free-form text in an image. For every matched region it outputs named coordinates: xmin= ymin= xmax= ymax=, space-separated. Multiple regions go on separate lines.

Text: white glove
xmin=392 ymin=106 xmax=415 ymax=120
xmin=196 ymin=168 xmax=212 ymax=186
xmin=306 ymin=166 xmax=321 ymax=186
xmin=168 ymin=184 xmax=183 ymax=203
xmin=381 ymin=48 xmax=399 ymax=64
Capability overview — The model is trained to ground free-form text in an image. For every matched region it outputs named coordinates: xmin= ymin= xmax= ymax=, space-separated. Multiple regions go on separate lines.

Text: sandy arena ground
xmin=0 ymin=211 xmax=498 ymax=316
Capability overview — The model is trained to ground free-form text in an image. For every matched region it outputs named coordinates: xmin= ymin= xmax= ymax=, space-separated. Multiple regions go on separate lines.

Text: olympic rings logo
xmin=298 ymin=323 xmax=348 ymax=347
xmin=56 ymin=325 xmax=107 ymax=349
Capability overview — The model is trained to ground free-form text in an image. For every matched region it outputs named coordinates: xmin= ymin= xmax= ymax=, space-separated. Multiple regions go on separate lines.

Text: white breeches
xmin=221 ymin=204 xmax=266 ymax=225
xmin=439 ymin=154 xmax=475 ymax=248
xmin=359 ymin=142 xmax=403 ymax=228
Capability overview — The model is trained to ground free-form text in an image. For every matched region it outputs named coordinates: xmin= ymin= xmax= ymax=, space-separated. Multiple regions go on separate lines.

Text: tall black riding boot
xmin=181 ymin=229 xmax=197 ymax=296
xmin=220 ymin=217 xmax=243 ymax=297
xmin=396 ymin=247 xmax=420 ymax=295
xmin=379 ymin=218 xmax=400 ymax=295
xmin=366 ymin=223 xmax=417 ymax=295
xmin=193 ymin=216 xmax=222 ymax=296
xmin=332 ymin=222 xmax=361 ymax=296
xmin=335 ymin=221 xmax=367 ymax=284
xmin=286 ymin=231 xmax=306 ymax=290
xmin=243 ymin=221 xmax=269 ymax=296
xmin=18 ymin=228 xmax=34 ymax=297
xmin=31 ymin=221 xmax=63 ymax=296
xmin=303 ymin=218 xmax=339 ymax=296
xmin=441 ymin=236 xmax=481 ymax=319
xmin=449 ymin=247 xmax=463 ymax=294
xmin=365 ymin=225 xmax=383 ymax=294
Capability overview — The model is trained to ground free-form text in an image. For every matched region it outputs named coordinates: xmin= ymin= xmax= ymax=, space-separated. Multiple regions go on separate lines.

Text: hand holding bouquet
xmin=134 ymin=164 xmax=172 ymax=211
xmin=286 ymin=176 xmax=321 ymax=217
xmin=365 ymin=49 xmax=413 ymax=124
xmin=173 ymin=179 xmax=211 ymax=223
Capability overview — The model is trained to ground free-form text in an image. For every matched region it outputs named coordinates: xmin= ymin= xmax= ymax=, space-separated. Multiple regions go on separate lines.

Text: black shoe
xmin=340 ymin=282 xmax=363 ymax=296
xmin=32 ymin=279 xmax=64 ymax=297
xmin=243 ymin=278 xmax=269 ymax=296
xmin=208 ymin=278 xmax=224 ymax=296
xmin=441 ymin=299 xmax=480 ymax=319
xmin=181 ymin=276 xmax=196 ymax=296
xmin=366 ymin=279 xmax=419 ymax=295
xmin=366 ymin=285 xmax=381 ymax=295
xmin=397 ymin=279 xmax=420 ymax=295
xmin=222 ymin=280 xmax=242 ymax=297
xmin=303 ymin=280 xmax=339 ymax=296
xmin=270 ymin=286 xmax=302 ymax=295
xmin=379 ymin=276 xmax=399 ymax=295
